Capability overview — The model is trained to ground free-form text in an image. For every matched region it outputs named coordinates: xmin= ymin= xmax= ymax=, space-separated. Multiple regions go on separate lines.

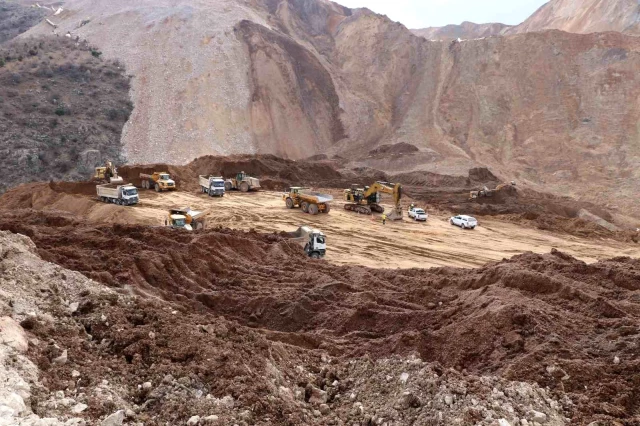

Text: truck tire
xmin=323 ymin=204 xmax=330 ymax=214
xmin=224 ymin=181 xmax=233 ymax=191
xmin=286 ymin=198 xmax=294 ymax=209
xmin=308 ymin=204 xmax=319 ymax=215
xmin=155 ymin=184 xmax=160 ymax=192
xmin=143 ymin=180 xmax=149 ymax=189
xmin=310 ymin=252 xmax=320 ymax=259
xmin=301 ymin=201 xmax=309 ymax=213
xmin=240 ymin=182 xmax=249 ymax=192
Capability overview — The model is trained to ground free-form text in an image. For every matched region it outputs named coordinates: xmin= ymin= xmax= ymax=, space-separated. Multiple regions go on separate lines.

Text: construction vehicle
xmin=96 ymin=183 xmax=139 ymax=206
xmin=470 ymin=181 xmax=516 ymax=199
xmin=283 ymin=226 xmax=327 ymax=258
xmin=166 ymin=207 xmax=207 ymax=231
xmin=140 ymin=172 xmax=176 ymax=192
xmin=344 ymin=181 xmax=403 ymax=220
xmin=93 ymin=161 xmax=123 ymax=184
xmin=283 ymin=187 xmax=332 ymax=215
xmin=199 ymin=175 xmax=225 ymax=197
xmin=224 ymin=171 xmax=260 ymax=192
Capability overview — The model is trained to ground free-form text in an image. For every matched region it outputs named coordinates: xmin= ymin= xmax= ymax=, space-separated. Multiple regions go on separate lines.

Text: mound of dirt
xmin=119 ymin=154 xmax=351 ymax=192
xmin=1 ymin=227 xmax=574 ymax=426
xmin=1 ymin=210 xmax=639 ymax=423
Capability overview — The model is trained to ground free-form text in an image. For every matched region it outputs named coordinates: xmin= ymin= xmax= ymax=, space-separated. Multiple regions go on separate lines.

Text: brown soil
xmin=1 ymin=209 xmax=639 ymax=423
xmin=4 ymin=153 xmax=639 ymax=241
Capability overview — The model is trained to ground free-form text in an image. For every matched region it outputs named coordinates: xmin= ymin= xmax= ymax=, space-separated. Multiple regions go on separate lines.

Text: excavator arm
xmin=363 ymin=182 xmax=402 ymax=207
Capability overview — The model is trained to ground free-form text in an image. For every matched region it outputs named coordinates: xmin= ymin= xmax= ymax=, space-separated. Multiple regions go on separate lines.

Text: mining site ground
xmin=38 ymin=188 xmax=640 ymax=269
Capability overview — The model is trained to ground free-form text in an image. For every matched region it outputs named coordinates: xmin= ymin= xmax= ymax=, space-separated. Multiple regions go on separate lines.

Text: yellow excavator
xmin=93 ymin=161 xmax=123 ymax=184
xmin=344 ymin=181 xmax=403 ymax=220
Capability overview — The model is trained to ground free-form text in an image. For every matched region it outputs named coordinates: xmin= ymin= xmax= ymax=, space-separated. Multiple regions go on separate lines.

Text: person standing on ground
xmin=382 ymin=214 xmax=387 ymax=225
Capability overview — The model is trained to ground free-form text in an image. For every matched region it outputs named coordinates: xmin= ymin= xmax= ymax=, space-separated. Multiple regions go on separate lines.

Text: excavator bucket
xmin=387 ymin=206 xmax=403 ymax=221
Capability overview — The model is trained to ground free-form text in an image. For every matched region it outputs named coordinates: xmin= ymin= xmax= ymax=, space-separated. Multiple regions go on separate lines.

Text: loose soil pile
xmin=1 ymin=228 xmax=570 ymax=426
xmin=1 ymin=210 xmax=639 ymax=424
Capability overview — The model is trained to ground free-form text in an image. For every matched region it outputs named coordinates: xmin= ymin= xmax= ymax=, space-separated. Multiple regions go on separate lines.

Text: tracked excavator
xmin=344 ymin=181 xmax=403 ymax=220
xmin=93 ymin=161 xmax=123 ymax=184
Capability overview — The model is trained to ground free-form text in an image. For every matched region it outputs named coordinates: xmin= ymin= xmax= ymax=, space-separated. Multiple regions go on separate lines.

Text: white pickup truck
xmin=96 ymin=183 xmax=139 ymax=206
xmin=408 ymin=207 xmax=428 ymax=221
xmin=198 ymin=175 xmax=225 ymax=197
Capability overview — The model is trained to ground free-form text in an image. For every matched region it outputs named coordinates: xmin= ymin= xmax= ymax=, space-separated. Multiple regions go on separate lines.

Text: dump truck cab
xmin=304 ymin=230 xmax=326 ymax=259
xmin=168 ymin=214 xmax=192 ymax=231
xmin=140 ymin=172 xmax=176 ymax=191
xmin=156 ymin=173 xmax=175 ymax=190
xmin=284 ymin=226 xmax=327 ymax=258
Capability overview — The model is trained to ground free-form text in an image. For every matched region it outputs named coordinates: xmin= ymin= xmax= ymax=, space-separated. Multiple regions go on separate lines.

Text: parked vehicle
xmin=408 ymin=207 xmax=428 ymax=221
xmin=450 ymin=215 xmax=478 ymax=229
xmin=96 ymin=183 xmax=139 ymax=206
xmin=199 ymin=175 xmax=225 ymax=197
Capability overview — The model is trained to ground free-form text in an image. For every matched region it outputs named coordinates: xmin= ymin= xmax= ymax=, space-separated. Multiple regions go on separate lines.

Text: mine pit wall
xmin=16 ymin=0 xmax=640 ymax=217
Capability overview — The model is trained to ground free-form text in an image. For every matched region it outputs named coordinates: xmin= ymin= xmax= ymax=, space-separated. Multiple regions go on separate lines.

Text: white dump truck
xmin=96 ymin=183 xmax=139 ymax=206
xmin=198 ymin=175 xmax=226 ymax=197
xmin=283 ymin=226 xmax=327 ymax=259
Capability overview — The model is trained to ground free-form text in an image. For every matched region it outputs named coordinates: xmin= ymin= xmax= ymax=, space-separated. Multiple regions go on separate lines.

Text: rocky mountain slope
xmin=0 ymin=0 xmax=47 ymax=44
xmin=509 ymin=0 xmax=640 ymax=35
xmin=412 ymin=22 xmax=511 ymax=40
xmin=17 ymin=0 xmax=640 ymax=216
xmin=0 ymin=37 xmax=132 ymax=194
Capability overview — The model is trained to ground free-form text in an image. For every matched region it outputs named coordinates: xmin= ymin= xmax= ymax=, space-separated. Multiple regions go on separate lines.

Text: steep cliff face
xmin=19 ymin=0 xmax=640 ymax=214
xmin=413 ymin=22 xmax=511 ymax=41
xmin=509 ymin=0 xmax=640 ymax=35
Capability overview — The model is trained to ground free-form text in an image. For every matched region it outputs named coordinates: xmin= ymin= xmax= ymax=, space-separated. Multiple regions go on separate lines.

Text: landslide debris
xmin=0 ymin=211 xmax=638 ymax=424
xmin=0 ymin=37 xmax=132 ymax=195
xmin=1 ymin=228 xmax=573 ymax=426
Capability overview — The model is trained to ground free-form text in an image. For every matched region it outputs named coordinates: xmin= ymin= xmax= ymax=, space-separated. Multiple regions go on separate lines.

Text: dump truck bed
xmin=297 ymin=190 xmax=333 ymax=204
xmin=283 ymin=226 xmax=314 ymax=244
xmin=96 ymin=183 xmax=124 ymax=198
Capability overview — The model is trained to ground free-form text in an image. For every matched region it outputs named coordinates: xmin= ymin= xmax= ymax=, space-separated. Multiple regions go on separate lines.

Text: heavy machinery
xmin=93 ymin=161 xmax=123 ymax=184
xmin=470 ymin=181 xmax=516 ymax=199
xmin=283 ymin=187 xmax=332 ymax=215
xmin=224 ymin=171 xmax=260 ymax=192
xmin=343 ymin=181 xmax=403 ymax=220
xmin=283 ymin=226 xmax=327 ymax=258
xmin=96 ymin=183 xmax=139 ymax=205
xmin=199 ymin=175 xmax=225 ymax=197
xmin=140 ymin=172 xmax=176 ymax=192
xmin=166 ymin=207 xmax=207 ymax=231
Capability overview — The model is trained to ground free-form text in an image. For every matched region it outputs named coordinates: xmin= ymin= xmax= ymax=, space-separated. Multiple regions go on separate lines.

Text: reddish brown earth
xmin=0 ymin=210 xmax=639 ymax=423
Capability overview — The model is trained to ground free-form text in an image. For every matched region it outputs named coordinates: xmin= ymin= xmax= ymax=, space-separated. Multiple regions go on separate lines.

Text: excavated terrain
xmin=0 ymin=211 xmax=639 ymax=424
xmin=16 ymin=0 xmax=640 ymax=218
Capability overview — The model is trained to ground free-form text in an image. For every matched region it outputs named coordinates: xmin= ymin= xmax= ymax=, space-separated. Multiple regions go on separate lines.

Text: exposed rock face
xmin=509 ymin=0 xmax=640 ymax=35
xmin=19 ymin=0 xmax=640 ymax=214
xmin=413 ymin=21 xmax=511 ymax=41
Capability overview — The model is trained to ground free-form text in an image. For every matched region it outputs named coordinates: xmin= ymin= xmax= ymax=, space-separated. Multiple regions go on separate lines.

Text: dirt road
xmin=116 ymin=190 xmax=638 ymax=268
